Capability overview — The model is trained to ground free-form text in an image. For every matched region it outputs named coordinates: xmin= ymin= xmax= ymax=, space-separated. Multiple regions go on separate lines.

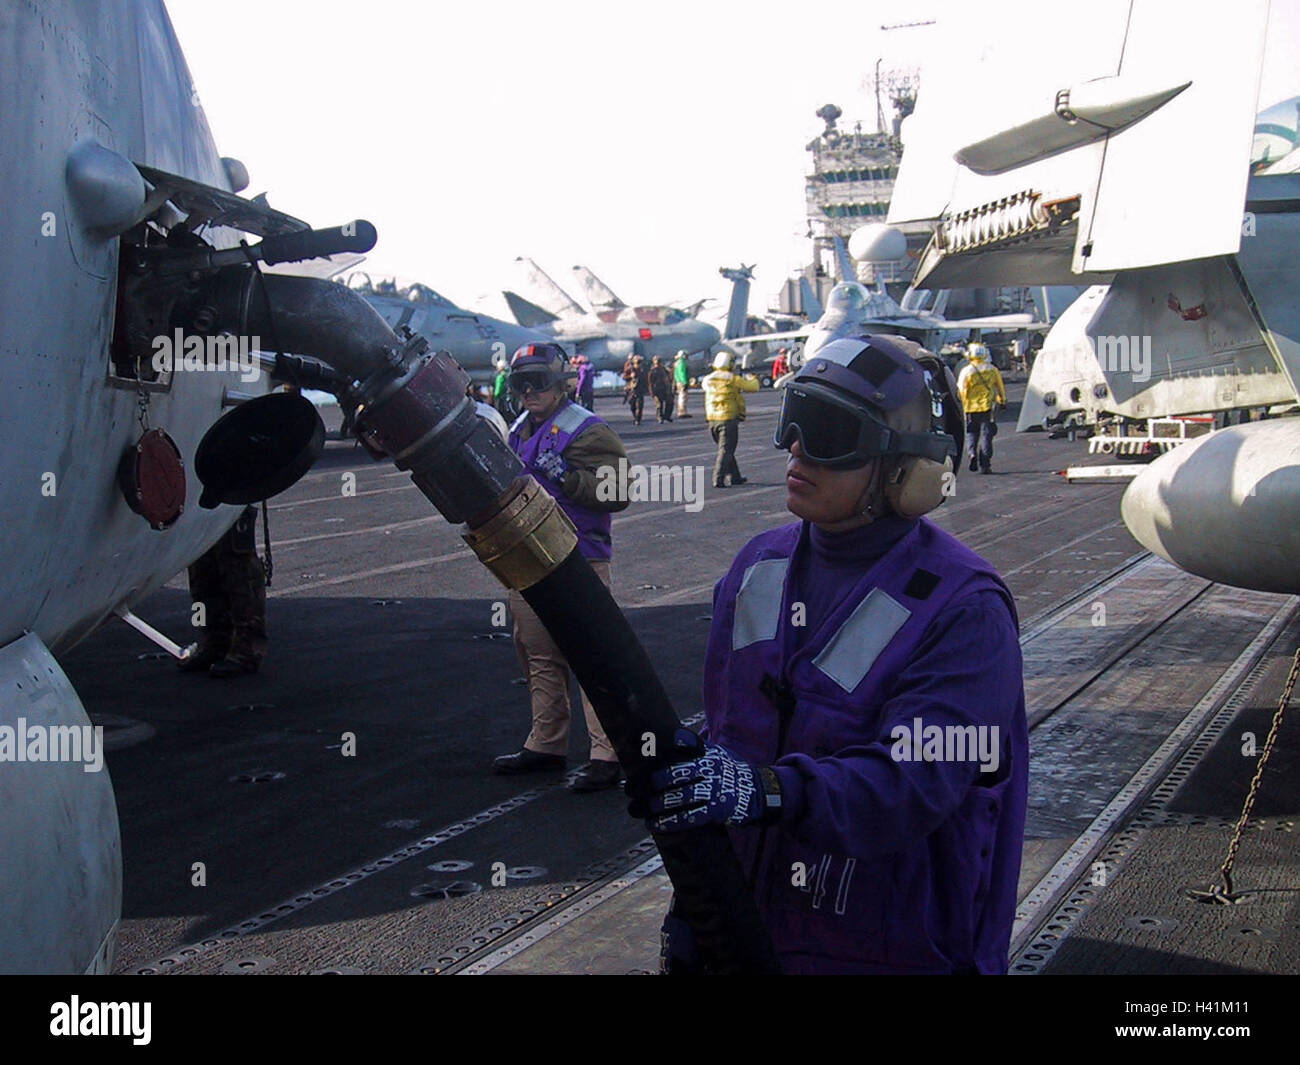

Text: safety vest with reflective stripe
xmin=702 ymin=517 xmax=1023 ymax=973
xmin=510 ymin=400 xmax=612 ymax=560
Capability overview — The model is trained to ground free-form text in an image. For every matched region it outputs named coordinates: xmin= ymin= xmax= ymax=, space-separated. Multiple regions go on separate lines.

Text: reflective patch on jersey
xmin=813 ymin=588 xmax=911 ymax=692
xmin=732 ymin=558 xmax=790 ymax=650
xmin=552 ymin=403 xmax=593 ymax=435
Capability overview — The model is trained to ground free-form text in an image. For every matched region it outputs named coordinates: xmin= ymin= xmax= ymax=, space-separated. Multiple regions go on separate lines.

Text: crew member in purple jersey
xmin=630 ymin=334 xmax=1028 ymax=974
xmin=494 ymin=343 xmax=631 ymax=793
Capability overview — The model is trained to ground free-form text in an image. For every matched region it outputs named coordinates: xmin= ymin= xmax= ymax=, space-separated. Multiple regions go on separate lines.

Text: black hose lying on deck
xmin=520 ymin=548 xmax=780 ymax=974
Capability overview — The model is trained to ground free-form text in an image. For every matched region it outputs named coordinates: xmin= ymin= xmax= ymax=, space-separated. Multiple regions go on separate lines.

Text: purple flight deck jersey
xmin=704 ymin=516 xmax=1027 ymax=974
xmin=510 ymin=400 xmax=612 ymax=561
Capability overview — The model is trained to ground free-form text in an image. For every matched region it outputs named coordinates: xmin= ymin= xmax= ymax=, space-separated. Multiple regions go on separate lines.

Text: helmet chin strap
xmin=860 ymin=458 xmax=894 ymax=518
xmin=831 ymin=459 xmax=889 ymax=526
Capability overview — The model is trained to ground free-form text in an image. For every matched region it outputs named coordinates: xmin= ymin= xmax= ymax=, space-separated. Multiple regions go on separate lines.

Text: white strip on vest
xmin=552 ymin=404 xmax=590 ymax=433
xmin=731 ymin=558 xmax=790 ymax=650
xmin=813 ymin=588 xmax=912 ymax=692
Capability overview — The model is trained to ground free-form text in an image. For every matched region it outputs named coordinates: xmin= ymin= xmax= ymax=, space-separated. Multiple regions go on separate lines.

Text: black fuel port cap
xmin=195 ymin=391 xmax=325 ymax=509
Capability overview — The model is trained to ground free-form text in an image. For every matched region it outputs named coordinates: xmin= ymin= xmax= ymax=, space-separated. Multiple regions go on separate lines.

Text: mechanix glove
xmin=532 ymin=448 xmax=568 ymax=484
xmin=626 ymin=728 xmax=781 ymax=832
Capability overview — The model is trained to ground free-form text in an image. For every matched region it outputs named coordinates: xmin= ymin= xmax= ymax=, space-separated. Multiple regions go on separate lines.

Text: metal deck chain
xmin=1186 ymin=644 xmax=1300 ymax=904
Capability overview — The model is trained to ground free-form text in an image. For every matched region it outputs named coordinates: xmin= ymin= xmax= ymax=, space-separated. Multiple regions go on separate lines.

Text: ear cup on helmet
xmin=885 ymin=454 xmax=953 ymax=518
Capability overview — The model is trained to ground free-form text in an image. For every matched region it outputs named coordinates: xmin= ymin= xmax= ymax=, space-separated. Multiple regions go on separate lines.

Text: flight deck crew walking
xmin=673 ymin=350 xmax=692 ymax=418
xmin=624 ymin=354 xmax=648 ymax=425
xmin=494 ymin=343 xmax=631 ymax=792
xmin=649 ymin=355 xmax=673 ymax=423
xmin=575 ymin=353 xmax=595 ymax=410
xmin=629 ymin=334 xmax=1028 ymax=974
xmin=771 ymin=346 xmax=790 ymax=382
xmin=702 ymin=350 xmax=759 ymax=487
xmin=957 ymin=343 xmax=1006 ymax=474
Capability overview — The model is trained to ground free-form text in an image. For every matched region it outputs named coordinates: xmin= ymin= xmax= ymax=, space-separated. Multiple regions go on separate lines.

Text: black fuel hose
xmin=520 ymin=548 xmax=780 ymax=974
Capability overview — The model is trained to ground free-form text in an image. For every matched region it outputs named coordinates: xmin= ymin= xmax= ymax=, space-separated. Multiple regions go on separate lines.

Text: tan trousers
xmin=675 ymin=383 xmax=689 ymax=417
xmin=509 ymin=559 xmax=616 ymax=762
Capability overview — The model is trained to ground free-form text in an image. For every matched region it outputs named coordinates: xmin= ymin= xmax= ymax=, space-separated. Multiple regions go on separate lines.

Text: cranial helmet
xmin=967 ymin=342 xmax=990 ymax=362
xmin=712 ymin=351 xmax=733 ymax=370
xmin=777 ymin=334 xmax=963 ymax=518
xmin=509 ymin=342 xmax=572 ymax=393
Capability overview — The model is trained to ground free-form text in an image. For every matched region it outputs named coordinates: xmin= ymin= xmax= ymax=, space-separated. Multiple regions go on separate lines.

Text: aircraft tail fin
xmin=931 ymin=290 xmax=951 ymax=318
xmin=503 ymin=290 xmax=559 ymax=328
xmin=799 ymin=276 xmax=824 ymax=320
xmin=514 ymin=257 xmax=586 ymax=318
xmin=833 ymin=236 xmax=857 ymax=283
xmin=571 ymin=266 xmax=626 ymax=311
xmin=719 ymin=264 xmax=754 ymax=339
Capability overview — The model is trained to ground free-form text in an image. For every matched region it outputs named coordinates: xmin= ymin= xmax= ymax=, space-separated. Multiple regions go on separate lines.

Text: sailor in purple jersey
xmin=630 ymin=334 xmax=1028 ymax=974
xmin=493 ymin=343 xmax=631 ymax=793
xmin=574 ymin=353 xmax=595 ymax=410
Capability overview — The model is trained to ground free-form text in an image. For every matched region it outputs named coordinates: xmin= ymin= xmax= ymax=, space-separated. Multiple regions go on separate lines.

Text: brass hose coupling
xmin=462 ymin=477 xmax=578 ymax=590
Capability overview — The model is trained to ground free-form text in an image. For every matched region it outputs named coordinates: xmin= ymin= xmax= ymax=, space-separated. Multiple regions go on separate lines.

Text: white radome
xmin=848 ymin=224 xmax=908 ymax=263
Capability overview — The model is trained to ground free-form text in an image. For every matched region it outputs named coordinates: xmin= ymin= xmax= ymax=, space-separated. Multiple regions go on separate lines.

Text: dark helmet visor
xmin=775 ymin=381 xmax=956 ymax=468
xmin=509 ymin=369 xmax=561 ymax=394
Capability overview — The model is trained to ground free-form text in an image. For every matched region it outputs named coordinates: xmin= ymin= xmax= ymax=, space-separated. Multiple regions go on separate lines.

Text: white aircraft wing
xmin=939 ymin=313 xmax=1050 ymax=331
xmin=728 ymin=328 xmax=811 ymax=346
xmin=890 ymin=0 xmax=1269 ymax=288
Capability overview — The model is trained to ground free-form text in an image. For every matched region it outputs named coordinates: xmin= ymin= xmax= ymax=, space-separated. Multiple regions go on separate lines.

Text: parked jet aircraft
xmin=726 ymin=231 xmax=1047 ymax=378
xmin=503 ymin=258 xmax=721 ymax=367
xmin=728 ymin=275 xmax=1043 ymax=372
xmin=886 ymin=0 xmax=1296 ymax=596
xmin=349 ymin=275 xmax=553 ymax=382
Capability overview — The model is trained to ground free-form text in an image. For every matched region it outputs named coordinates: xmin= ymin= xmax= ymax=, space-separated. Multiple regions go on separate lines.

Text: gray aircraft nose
xmin=691 ymin=322 xmax=721 ymax=352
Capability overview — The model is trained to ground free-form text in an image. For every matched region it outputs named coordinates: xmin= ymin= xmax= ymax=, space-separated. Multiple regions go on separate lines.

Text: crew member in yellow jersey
xmin=702 ymin=351 xmax=761 ymax=487
xmin=956 ymin=343 xmax=1006 ymax=474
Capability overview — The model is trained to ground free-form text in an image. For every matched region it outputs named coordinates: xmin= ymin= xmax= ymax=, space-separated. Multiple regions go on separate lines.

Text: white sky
xmin=167 ymin=0 xmax=938 ymax=314
xmin=166 ymin=0 xmax=1299 ymax=316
